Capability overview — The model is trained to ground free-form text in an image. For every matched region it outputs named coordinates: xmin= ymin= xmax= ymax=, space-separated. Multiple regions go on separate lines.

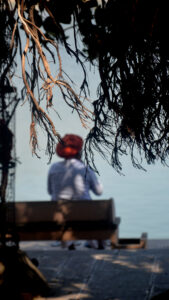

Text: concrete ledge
xmin=111 ymin=232 xmax=148 ymax=249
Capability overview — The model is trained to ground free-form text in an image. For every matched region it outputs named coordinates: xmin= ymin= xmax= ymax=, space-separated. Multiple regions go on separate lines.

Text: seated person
xmin=47 ymin=133 xmax=104 ymax=249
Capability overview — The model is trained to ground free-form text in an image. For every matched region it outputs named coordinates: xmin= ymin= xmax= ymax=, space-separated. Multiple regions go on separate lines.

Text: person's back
xmin=48 ymin=158 xmax=103 ymax=201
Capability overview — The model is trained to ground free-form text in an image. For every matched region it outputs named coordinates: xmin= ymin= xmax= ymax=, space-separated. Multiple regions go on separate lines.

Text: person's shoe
xmin=84 ymin=240 xmax=98 ymax=249
xmin=68 ymin=243 xmax=76 ymax=250
xmin=51 ymin=241 xmax=61 ymax=247
xmin=84 ymin=241 xmax=92 ymax=248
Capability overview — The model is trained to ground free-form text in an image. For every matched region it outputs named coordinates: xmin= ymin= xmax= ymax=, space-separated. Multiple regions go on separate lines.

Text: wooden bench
xmin=5 ymin=198 xmax=119 ymax=245
xmin=3 ymin=198 xmax=147 ymax=249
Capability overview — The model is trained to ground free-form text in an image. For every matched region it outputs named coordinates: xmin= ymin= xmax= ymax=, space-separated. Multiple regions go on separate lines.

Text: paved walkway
xmin=19 ymin=240 xmax=169 ymax=300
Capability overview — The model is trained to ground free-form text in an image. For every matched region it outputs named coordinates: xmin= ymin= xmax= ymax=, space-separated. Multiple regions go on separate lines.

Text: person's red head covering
xmin=56 ymin=134 xmax=83 ymax=158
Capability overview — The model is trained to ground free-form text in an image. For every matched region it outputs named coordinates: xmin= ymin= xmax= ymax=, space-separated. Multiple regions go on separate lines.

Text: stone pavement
xmin=20 ymin=240 xmax=169 ymax=300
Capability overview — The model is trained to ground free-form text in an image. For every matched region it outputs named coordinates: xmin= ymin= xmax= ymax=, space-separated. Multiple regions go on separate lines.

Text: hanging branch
xmin=14 ymin=0 xmax=92 ymax=159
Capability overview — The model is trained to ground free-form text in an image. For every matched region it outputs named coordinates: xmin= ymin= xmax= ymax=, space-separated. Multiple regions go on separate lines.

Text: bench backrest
xmin=6 ymin=198 xmax=116 ymax=225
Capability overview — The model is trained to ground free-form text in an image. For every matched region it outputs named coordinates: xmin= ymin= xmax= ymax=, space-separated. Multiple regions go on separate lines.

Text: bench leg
xmin=110 ymin=228 xmax=119 ymax=248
